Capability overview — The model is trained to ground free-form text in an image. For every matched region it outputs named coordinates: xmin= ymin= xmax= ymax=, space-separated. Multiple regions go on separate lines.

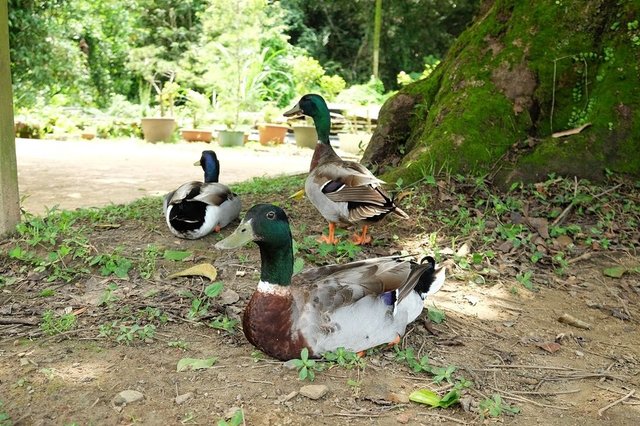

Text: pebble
xmin=299 ymin=385 xmax=329 ymax=400
xmin=175 ymin=392 xmax=193 ymax=405
xmin=220 ymin=289 xmax=240 ymax=305
xmin=396 ymin=413 xmax=410 ymax=424
xmin=113 ymin=390 xmax=144 ymax=406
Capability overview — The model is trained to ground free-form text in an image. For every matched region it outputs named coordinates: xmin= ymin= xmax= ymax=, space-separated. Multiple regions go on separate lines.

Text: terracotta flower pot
xmin=181 ymin=129 xmax=213 ymax=143
xmin=258 ymin=123 xmax=289 ymax=145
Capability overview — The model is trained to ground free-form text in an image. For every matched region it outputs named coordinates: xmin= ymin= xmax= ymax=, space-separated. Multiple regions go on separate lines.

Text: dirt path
xmin=15 ymin=138 xmax=314 ymax=214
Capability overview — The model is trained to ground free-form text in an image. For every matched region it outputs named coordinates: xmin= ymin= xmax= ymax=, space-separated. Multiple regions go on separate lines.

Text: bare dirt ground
xmin=15 ymin=137 xmax=313 ymax=214
xmin=1 ymin=151 xmax=640 ymax=425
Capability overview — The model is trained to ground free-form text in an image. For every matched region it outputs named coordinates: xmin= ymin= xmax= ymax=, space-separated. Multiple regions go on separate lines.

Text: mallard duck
xmin=215 ymin=203 xmax=445 ymax=361
xmin=284 ymin=94 xmax=407 ymax=245
xmin=163 ymin=150 xmax=241 ymax=239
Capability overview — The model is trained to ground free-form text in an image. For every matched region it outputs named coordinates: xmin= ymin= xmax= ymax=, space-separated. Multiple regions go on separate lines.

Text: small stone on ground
xmin=299 ymin=384 xmax=329 ymax=400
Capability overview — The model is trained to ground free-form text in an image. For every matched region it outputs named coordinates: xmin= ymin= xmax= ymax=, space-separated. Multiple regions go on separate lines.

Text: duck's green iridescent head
xmin=283 ymin=94 xmax=331 ymax=144
xmin=215 ymin=204 xmax=293 ymax=285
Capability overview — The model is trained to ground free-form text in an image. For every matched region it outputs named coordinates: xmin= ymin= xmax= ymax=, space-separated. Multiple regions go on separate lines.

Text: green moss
xmin=382 ymin=0 xmax=640 ymax=183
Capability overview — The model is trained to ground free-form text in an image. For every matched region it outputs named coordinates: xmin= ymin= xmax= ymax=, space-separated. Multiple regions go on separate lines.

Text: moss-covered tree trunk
xmin=364 ymin=0 xmax=640 ymax=185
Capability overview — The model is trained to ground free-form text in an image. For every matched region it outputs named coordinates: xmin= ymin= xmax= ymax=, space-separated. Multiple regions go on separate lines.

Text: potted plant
xmin=127 ymin=47 xmax=178 ymax=142
xmin=291 ymin=116 xmax=318 ymax=149
xmin=338 ymin=118 xmax=372 ymax=155
xmin=181 ymin=89 xmax=213 ymax=143
xmin=217 ymin=113 xmax=245 ymax=147
xmin=258 ymin=103 xmax=289 ymax=146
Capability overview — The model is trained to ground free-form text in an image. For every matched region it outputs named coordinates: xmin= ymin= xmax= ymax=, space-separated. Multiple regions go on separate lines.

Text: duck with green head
xmin=163 ymin=150 xmax=241 ymax=239
xmin=284 ymin=94 xmax=407 ymax=245
xmin=215 ymin=203 xmax=445 ymax=361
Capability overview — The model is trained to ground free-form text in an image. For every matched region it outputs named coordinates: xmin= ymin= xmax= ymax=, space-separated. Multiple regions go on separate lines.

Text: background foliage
xmin=8 ymin=0 xmax=478 ymax=113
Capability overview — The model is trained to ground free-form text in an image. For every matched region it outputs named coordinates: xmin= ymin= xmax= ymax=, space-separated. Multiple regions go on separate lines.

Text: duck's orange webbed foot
xmin=387 ymin=335 xmax=401 ymax=348
xmin=351 ymin=225 xmax=372 ymax=245
xmin=317 ymin=222 xmax=339 ymax=244
xmin=213 ymin=225 xmax=222 ymax=233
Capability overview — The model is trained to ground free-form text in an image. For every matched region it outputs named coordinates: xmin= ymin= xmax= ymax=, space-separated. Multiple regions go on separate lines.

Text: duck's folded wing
xmin=192 ymin=183 xmax=235 ymax=207
xmin=295 ymin=257 xmax=414 ymax=310
xmin=167 ymin=182 xmax=202 ymax=204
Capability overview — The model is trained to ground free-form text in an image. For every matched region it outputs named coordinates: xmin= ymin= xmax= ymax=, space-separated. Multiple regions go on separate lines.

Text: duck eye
xmin=266 ymin=211 xmax=276 ymax=220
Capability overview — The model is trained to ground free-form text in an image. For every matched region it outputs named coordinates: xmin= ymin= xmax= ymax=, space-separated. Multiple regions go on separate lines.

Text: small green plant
xmin=209 ymin=316 xmax=238 ymax=334
xmin=322 ymin=347 xmax=364 ymax=369
xmin=41 ymin=310 xmax=76 ymax=335
xmin=168 ymin=341 xmax=190 ymax=350
xmin=427 ymin=306 xmax=446 ymax=324
xmin=187 ymin=297 xmax=209 ymax=320
xmin=0 ymin=400 xmax=12 ymax=426
xmin=90 ymin=250 xmax=133 ymax=278
xmin=139 ymin=244 xmax=160 ymax=279
xmin=515 ymin=271 xmax=534 ymax=290
xmin=38 ymin=288 xmax=55 ymax=297
xmin=431 ymin=365 xmax=457 ymax=384
xmin=99 ymin=282 xmax=119 ymax=306
xmin=291 ymin=347 xmax=321 ymax=381
xmin=479 ymin=394 xmax=520 ymax=417
xmin=116 ymin=323 xmax=156 ymax=344
xmin=217 ymin=409 xmax=244 ymax=426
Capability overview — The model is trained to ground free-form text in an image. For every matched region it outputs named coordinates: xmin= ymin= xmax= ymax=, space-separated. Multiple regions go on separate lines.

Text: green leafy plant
xmin=322 ymin=347 xmax=364 ymax=369
xmin=209 ymin=316 xmax=238 ymax=334
xmin=479 ymin=394 xmax=520 ymax=417
xmin=515 ymin=271 xmax=534 ymax=290
xmin=168 ymin=341 xmax=190 ymax=350
xmin=41 ymin=310 xmax=76 ymax=336
xmin=291 ymin=348 xmax=321 ymax=381
xmin=139 ymin=244 xmax=160 ymax=279
xmin=90 ymin=250 xmax=132 ymax=278
xmin=99 ymin=283 xmax=119 ymax=306
xmin=116 ymin=324 xmax=156 ymax=344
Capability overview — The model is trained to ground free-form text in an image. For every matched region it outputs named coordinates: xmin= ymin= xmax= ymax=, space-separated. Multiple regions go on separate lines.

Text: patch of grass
xmin=233 ymin=174 xmax=305 ymax=195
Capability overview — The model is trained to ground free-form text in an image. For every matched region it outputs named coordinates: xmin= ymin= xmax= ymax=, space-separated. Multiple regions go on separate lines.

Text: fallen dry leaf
xmin=537 ymin=342 xmax=561 ymax=353
xmin=167 ymin=263 xmax=218 ymax=281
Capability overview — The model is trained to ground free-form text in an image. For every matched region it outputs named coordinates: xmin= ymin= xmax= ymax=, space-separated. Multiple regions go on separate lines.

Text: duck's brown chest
xmin=243 ymin=292 xmax=308 ymax=361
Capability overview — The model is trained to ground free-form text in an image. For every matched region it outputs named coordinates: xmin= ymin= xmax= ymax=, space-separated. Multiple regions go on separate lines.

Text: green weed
xmin=479 ymin=394 xmax=520 ymax=417
xmin=291 ymin=348 xmax=322 ymax=381
xmin=41 ymin=310 xmax=76 ymax=335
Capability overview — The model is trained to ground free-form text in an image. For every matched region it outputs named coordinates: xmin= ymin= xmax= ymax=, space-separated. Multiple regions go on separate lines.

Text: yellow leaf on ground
xmin=289 ymin=188 xmax=305 ymax=200
xmin=168 ymin=263 xmax=218 ymax=281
